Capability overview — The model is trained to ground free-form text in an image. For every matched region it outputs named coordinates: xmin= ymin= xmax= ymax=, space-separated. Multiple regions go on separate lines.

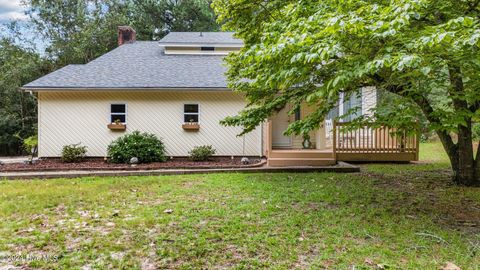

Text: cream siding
xmin=164 ymin=46 xmax=240 ymax=55
xmin=291 ymin=104 xmax=317 ymax=149
xmin=361 ymin=86 xmax=377 ymax=117
xmin=38 ymin=91 xmax=262 ymax=157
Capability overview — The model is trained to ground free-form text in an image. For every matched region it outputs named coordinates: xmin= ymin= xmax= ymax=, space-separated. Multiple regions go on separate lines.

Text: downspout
xmin=260 ymin=122 xmax=264 ymax=157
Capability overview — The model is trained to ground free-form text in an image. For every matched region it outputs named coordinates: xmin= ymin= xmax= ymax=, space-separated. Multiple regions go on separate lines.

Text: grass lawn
xmin=1 ymin=143 xmax=479 ymax=269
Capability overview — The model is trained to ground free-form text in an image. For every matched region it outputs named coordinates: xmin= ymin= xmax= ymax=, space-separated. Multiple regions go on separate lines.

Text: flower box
xmin=107 ymin=123 xmax=127 ymax=131
xmin=182 ymin=123 xmax=200 ymax=131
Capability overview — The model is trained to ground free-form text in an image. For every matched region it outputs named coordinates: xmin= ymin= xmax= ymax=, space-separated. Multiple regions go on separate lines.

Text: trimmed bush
xmin=107 ymin=131 xmax=167 ymax=164
xmin=189 ymin=145 xmax=216 ymax=161
xmin=62 ymin=143 xmax=87 ymax=163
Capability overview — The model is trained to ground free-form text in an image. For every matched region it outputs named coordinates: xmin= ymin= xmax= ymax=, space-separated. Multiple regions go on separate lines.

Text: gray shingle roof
xmin=23 ymin=32 xmax=242 ymax=90
xmin=158 ymin=32 xmax=242 ymax=45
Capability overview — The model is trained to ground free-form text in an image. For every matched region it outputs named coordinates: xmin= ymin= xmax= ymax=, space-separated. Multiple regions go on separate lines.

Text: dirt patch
xmin=364 ymin=167 xmax=480 ymax=234
xmin=0 ymin=157 xmax=263 ymax=172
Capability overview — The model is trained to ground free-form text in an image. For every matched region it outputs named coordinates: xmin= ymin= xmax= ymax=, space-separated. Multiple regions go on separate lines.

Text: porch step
xmin=269 ymin=150 xmax=334 ymax=159
xmin=267 ymin=157 xmax=336 ymax=167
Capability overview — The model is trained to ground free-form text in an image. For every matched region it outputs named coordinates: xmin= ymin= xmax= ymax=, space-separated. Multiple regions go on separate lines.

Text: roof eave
xmin=159 ymin=43 xmax=243 ymax=47
xmin=21 ymin=87 xmax=232 ymax=92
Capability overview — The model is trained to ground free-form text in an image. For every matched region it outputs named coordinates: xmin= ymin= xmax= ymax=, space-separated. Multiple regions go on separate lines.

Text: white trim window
xmin=111 ymin=104 xmax=126 ymax=123
xmin=184 ymin=104 xmax=199 ymax=123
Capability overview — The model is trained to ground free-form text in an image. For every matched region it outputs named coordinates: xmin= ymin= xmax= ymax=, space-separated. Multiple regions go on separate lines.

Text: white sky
xmin=0 ymin=0 xmax=28 ymax=22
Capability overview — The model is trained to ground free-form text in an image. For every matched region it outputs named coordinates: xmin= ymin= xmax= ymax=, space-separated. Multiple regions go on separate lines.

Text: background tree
xmin=0 ymin=27 xmax=51 ymax=155
xmin=213 ymin=0 xmax=480 ymax=186
xmin=24 ymin=0 xmax=219 ymax=65
xmin=130 ymin=0 xmax=220 ymax=40
xmin=25 ymin=0 xmax=131 ymax=65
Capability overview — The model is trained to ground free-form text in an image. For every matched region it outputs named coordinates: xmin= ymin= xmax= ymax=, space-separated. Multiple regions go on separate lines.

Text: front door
xmin=271 ymin=106 xmax=292 ymax=148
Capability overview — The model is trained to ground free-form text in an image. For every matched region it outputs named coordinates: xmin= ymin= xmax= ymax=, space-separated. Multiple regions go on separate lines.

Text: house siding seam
xmin=38 ymin=91 xmax=261 ymax=157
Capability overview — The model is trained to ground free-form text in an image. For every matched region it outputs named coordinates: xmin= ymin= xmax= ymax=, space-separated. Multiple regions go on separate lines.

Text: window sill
xmin=108 ymin=123 xmax=127 ymax=131
xmin=182 ymin=123 xmax=200 ymax=131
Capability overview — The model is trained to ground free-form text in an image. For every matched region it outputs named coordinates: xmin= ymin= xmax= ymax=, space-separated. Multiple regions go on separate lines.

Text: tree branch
xmin=408 ymin=91 xmax=458 ymax=161
xmin=369 ymin=74 xmax=458 ymax=163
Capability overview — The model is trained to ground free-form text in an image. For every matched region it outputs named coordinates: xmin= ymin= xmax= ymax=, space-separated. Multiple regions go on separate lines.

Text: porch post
xmin=266 ymin=120 xmax=273 ymax=157
xmin=315 ymin=120 xmax=327 ymax=150
xmin=339 ymin=92 xmax=344 ymax=119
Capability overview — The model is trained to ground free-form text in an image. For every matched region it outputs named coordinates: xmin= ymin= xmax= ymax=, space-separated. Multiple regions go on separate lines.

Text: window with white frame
xmin=111 ymin=104 xmax=126 ymax=123
xmin=184 ymin=104 xmax=199 ymax=123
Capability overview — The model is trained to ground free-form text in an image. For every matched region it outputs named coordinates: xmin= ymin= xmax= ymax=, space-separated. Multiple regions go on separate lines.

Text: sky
xmin=0 ymin=0 xmax=49 ymax=53
xmin=0 ymin=0 xmax=28 ymax=23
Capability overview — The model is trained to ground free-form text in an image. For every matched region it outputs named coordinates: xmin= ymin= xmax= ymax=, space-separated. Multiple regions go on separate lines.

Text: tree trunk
xmin=453 ymin=120 xmax=477 ymax=185
xmin=446 ymin=64 xmax=479 ymax=186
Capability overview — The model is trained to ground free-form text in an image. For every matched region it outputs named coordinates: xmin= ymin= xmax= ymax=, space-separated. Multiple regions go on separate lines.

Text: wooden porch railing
xmin=333 ymin=121 xmax=419 ymax=162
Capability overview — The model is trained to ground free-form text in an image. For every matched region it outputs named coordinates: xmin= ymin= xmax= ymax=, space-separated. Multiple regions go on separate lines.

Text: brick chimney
xmin=118 ymin=26 xmax=136 ymax=46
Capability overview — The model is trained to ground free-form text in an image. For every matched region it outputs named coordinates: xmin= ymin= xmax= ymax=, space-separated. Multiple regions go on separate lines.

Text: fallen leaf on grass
xmin=441 ymin=262 xmax=460 ymax=270
xmin=364 ymin=258 xmax=374 ymax=265
xmin=163 ymin=209 xmax=173 ymax=214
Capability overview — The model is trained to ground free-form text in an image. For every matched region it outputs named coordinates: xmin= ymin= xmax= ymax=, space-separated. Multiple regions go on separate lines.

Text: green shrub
xmin=23 ymin=135 xmax=38 ymax=156
xmin=473 ymin=123 xmax=480 ymax=141
xmin=107 ymin=131 xmax=167 ymax=164
xmin=62 ymin=143 xmax=87 ymax=163
xmin=189 ymin=145 xmax=216 ymax=161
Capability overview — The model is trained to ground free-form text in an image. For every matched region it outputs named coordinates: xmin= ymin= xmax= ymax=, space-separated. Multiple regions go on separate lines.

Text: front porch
xmin=264 ymin=120 xmax=419 ymax=167
xmin=265 ymin=118 xmax=336 ymax=166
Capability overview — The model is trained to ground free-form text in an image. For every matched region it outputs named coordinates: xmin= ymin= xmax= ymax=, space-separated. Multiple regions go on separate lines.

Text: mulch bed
xmin=0 ymin=157 xmax=264 ymax=172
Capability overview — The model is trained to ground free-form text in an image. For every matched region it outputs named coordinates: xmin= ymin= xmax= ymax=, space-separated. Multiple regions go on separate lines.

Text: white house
xmin=23 ymin=27 xmax=418 ymax=166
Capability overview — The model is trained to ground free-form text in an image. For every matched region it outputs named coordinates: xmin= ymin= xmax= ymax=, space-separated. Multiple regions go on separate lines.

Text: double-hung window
xmin=184 ymin=104 xmax=199 ymax=123
xmin=111 ymin=104 xmax=126 ymax=123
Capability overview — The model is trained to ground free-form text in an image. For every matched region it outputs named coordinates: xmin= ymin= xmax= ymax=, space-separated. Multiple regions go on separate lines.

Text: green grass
xmin=419 ymin=142 xmax=450 ymax=164
xmin=0 ymin=143 xmax=479 ymax=269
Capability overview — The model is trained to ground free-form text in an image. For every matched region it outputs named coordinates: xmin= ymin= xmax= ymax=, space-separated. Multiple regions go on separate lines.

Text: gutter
xmin=20 ymin=87 xmax=232 ymax=92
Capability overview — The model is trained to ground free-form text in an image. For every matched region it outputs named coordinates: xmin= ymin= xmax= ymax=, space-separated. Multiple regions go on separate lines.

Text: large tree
xmin=213 ymin=0 xmax=480 ymax=186
xmin=130 ymin=0 xmax=220 ymax=40
xmin=0 ymin=33 xmax=50 ymax=155
xmin=24 ymin=0 xmax=220 ymax=64
xmin=25 ymin=0 xmax=131 ymax=65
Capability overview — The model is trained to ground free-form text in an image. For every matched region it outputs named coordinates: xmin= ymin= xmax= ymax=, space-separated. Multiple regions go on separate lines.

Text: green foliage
xmin=129 ymin=0 xmax=219 ymax=40
xmin=473 ymin=123 xmax=480 ymax=141
xmin=24 ymin=0 xmax=220 ymax=65
xmin=25 ymin=0 xmax=130 ymax=66
xmin=189 ymin=145 xmax=216 ymax=161
xmin=0 ymin=31 xmax=50 ymax=156
xmin=107 ymin=131 xmax=167 ymax=164
xmin=23 ymin=135 xmax=38 ymax=156
xmin=62 ymin=143 xmax=87 ymax=163
xmin=214 ymin=0 xmax=480 ymax=184
xmin=214 ymin=0 xmax=479 ymax=135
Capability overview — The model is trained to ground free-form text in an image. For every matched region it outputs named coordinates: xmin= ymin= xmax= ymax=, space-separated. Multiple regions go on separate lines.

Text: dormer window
xmin=201 ymin=46 xmax=215 ymax=51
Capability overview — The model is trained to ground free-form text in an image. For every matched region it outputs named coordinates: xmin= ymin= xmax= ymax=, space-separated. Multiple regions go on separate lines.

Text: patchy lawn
xmin=0 ymin=143 xmax=479 ymax=269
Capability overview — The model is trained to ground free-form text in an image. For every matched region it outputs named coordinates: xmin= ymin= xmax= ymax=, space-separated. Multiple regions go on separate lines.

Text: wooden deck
xmin=265 ymin=120 xmax=419 ymax=166
xmin=333 ymin=121 xmax=419 ymax=162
